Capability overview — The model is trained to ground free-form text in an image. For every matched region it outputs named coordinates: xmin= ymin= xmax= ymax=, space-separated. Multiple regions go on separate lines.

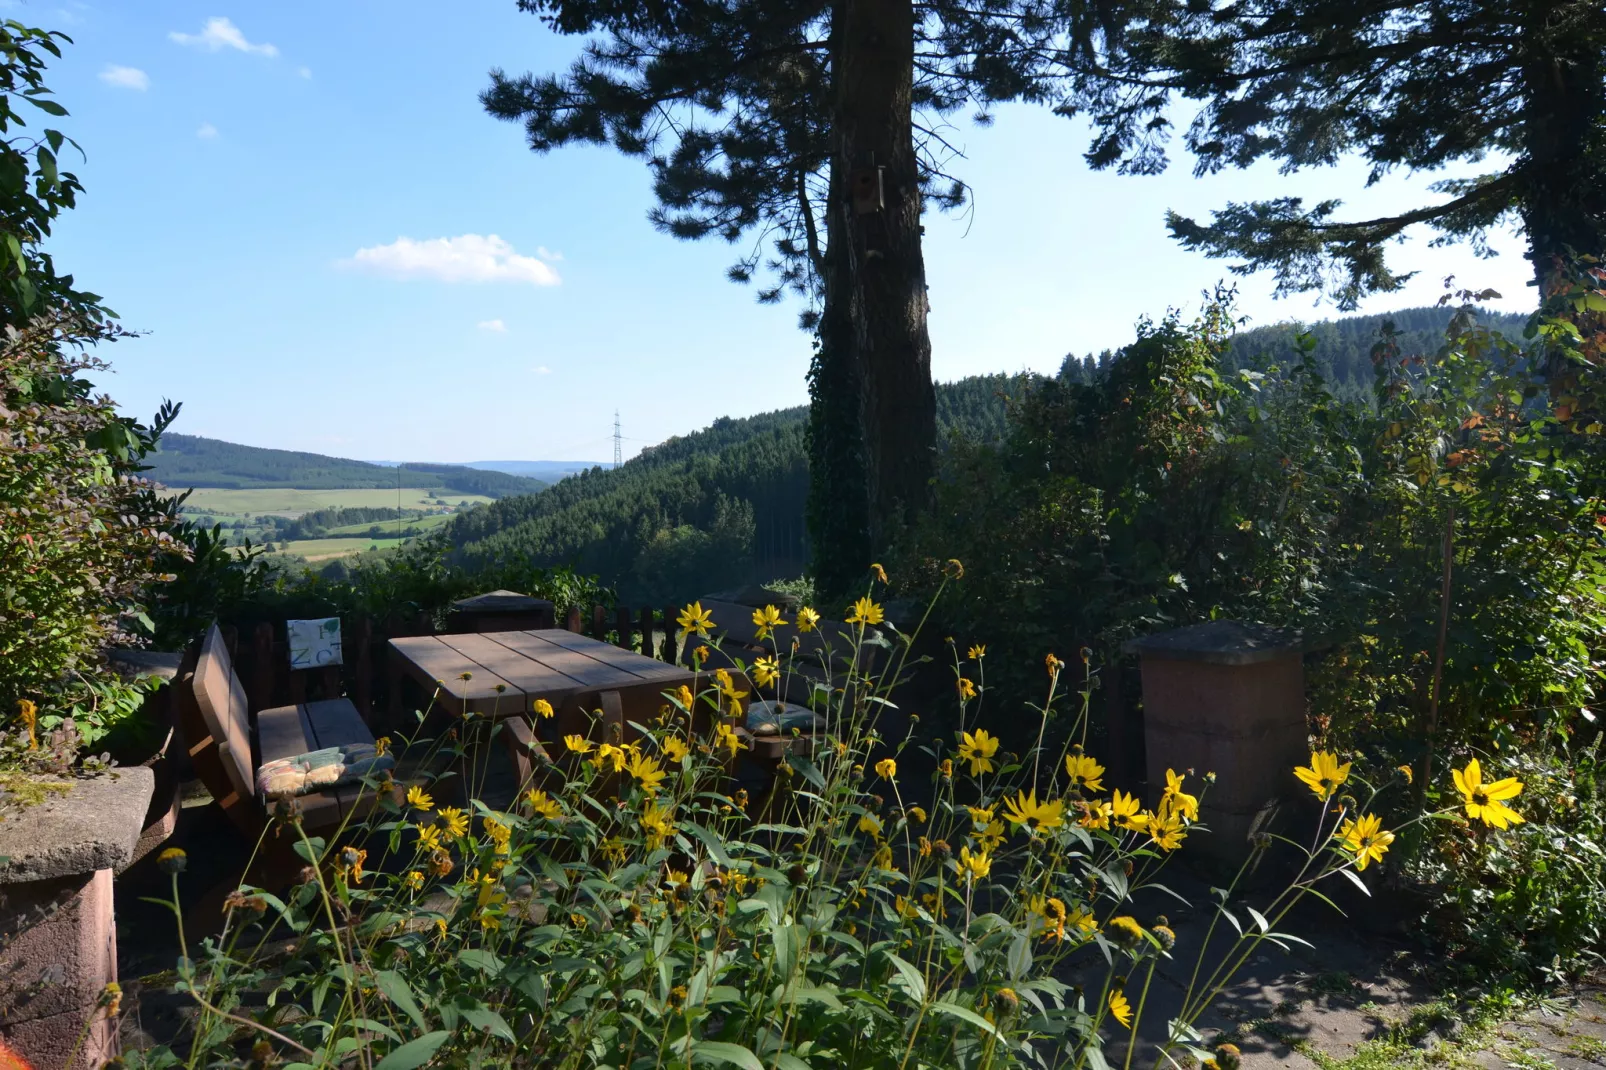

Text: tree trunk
xmin=807 ymin=0 xmax=937 ymax=595
xmin=1520 ymin=1 xmax=1606 ymax=294
xmin=834 ymin=0 xmax=936 ymax=544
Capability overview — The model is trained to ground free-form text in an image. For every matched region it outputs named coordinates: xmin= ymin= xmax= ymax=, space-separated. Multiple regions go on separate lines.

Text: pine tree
xmin=1069 ymin=0 xmax=1606 ymax=306
xmin=480 ymin=1 xmax=1071 ymax=594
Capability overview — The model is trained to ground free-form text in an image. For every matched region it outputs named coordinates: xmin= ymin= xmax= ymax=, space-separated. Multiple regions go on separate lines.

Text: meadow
xmin=171 ymin=486 xmax=492 ymax=519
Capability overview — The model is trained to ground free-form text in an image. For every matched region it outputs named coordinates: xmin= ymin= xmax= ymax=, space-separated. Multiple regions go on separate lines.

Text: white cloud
xmin=99 ymin=64 xmax=149 ymax=90
xmin=169 ymin=17 xmax=278 ymax=57
xmin=196 ymin=122 xmax=219 ymax=140
xmin=297 ymin=66 xmax=312 ymax=79
xmin=535 ymin=365 xmax=552 ymax=375
xmin=343 ymin=234 xmax=562 ymax=286
xmin=477 ymin=318 xmax=507 ymax=333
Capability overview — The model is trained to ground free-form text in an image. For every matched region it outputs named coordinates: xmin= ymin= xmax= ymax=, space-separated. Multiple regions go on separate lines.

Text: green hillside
xmin=149 ymin=433 xmax=546 ymax=498
xmin=447 ymin=374 xmax=1030 ymax=603
xmin=1063 ymin=305 xmax=1531 ymax=397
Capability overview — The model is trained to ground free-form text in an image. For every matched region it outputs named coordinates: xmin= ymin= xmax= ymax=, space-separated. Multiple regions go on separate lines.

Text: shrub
xmin=123 ymin=587 xmax=1523 ymax=1069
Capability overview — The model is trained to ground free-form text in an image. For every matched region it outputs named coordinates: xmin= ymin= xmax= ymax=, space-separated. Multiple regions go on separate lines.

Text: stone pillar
xmin=0 ymin=768 xmax=153 ymax=1069
xmin=1125 ymin=622 xmax=1306 ymax=864
xmin=448 ymin=590 xmax=556 ymax=633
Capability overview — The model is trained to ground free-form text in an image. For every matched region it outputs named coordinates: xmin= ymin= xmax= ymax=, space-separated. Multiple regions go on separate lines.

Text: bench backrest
xmin=187 ymin=624 xmax=255 ymax=811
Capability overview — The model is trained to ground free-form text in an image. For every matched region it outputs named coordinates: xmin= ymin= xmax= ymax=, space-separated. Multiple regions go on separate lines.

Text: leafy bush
xmin=122 ymin=589 xmax=1522 ymax=1069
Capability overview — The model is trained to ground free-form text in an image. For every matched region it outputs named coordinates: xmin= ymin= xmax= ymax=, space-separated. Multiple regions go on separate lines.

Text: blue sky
xmin=40 ymin=1 xmax=1534 ymax=462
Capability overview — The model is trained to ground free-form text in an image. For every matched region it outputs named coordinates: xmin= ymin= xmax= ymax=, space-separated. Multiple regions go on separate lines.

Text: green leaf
xmin=928 ymin=999 xmax=1003 ymax=1038
xmin=373 ymin=970 xmax=427 ymax=1032
xmin=373 ymin=1030 xmax=451 ymax=1070
xmin=1336 ymin=867 xmax=1372 ymax=896
xmin=25 ymin=97 xmax=66 ymax=116
xmin=456 ymin=948 xmax=503 ymax=974
xmin=682 ymin=820 xmax=734 ymax=868
xmin=692 ymin=1040 xmax=766 ymax=1070
xmin=460 ymin=1005 xmax=515 ymax=1041
xmin=885 ymin=953 xmax=926 ymax=1003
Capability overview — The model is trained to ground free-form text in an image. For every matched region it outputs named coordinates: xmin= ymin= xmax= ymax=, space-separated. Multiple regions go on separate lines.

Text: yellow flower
xmin=533 ymin=698 xmax=555 ymax=719
xmin=872 ymin=843 xmax=898 ymax=872
xmin=978 ymin=820 xmax=1008 ymax=851
xmin=1112 ymin=789 xmax=1146 ymax=832
xmin=662 ymin=867 xmax=691 ymax=893
xmin=596 ymin=742 xmax=628 ymax=772
xmin=1147 ymin=808 xmax=1186 ymax=851
xmin=406 ymin=785 xmax=434 ymax=812
xmin=428 ymin=850 xmax=453 ymax=877
xmin=956 ymin=677 xmax=978 ymax=702
xmin=626 ymin=750 xmax=667 ymax=793
xmin=858 ymin=813 xmax=884 ymax=837
xmin=564 ymin=734 xmax=594 ymax=755
xmin=895 ymin=894 xmax=920 ymax=921
xmin=599 ymin=837 xmax=627 ymax=864
xmin=338 ymin=846 xmax=367 ymax=883
xmin=661 ymin=735 xmax=690 ymax=763
xmin=871 ymin=562 xmax=888 ymax=583
xmin=414 ymin=823 xmax=444 ymax=853
xmin=1161 ymin=769 xmax=1199 ymax=821
xmin=956 ymin=844 xmax=992 ymax=882
xmin=968 ymin=644 xmax=987 ymax=660
xmin=795 ymin=607 xmax=821 ymax=633
xmin=524 ymin=789 xmax=563 ymax=820
xmin=906 ymin=805 xmax=926 ymax=824
xmin=483 ymin=816 xmax=511 ymax=845
xmin=752 ymin=655 xmax=781 ymax=688
xmin=1065 ymin=753 xmax=1106 ymax=793
xmin=438 ymin=807 xmax=469 ymax=838
xmin=403 ymin=870 xmax=424 ymax=891
xmin=968 ymin=805 xmax=995 ymax=827
xmin=939 ymin=758 xmax=954 ymax=778
xmin=1109 ymin=989 xmax=1133 ymax=1029
xmin=1045 ymin=652 xmax=1064 ymax=677
xmin=675 ymin=684 xmax=695 ymax=710
xmin=1453 ymin=759 xmax=1524 ymax=829
xmin=695 ymin=645 xmax=711 ymax=664
xmin=640 ymin=799 xmax=677 ymax=850
xmin=957 ymin=728 xmax=999 ymax=776
xmin=714 ymin=722 xmax=745 ymax=758
xmin=1078 ymin=798 xmax=1113 ymax=830
xmin=1108 ymin=915 xmax=1146 ymax=948
xmin=846 ymin=597 xmax=884 ymax=626
xmin=18 ymin=699 xmax=37 ymax=749
xmin=875 ymin=757 xmax=897 ymax=780
xmin=374 ymin=736 xmax=391 ymax=757
xmin=918 ymin=835 xmax=932 ymax=857
xmin=1067 ymin=905 xmax=1098 ymax=936
xmin=1294 ymin=751 xmax=1352 ymax=800
xmin=1338 ymin=812 xmax=1394 ymax=871
xmin=1002 ymin=789 xmax=1065 ymax=833
xmin=1397 ymin=764 xmax=1414 ymax=784
xmin=752 ymin=604 xmax=787 ymax=639
xmin=677 ymin=601 xmax=714 ymax=638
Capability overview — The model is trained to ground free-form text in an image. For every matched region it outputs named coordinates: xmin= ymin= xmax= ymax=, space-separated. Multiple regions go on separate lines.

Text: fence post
xmin=565 ymin=606 xmax=582 ymax=632
xmin=592 ymin=604 xmax=607 ymax=641
xmin=615 ymin=606 xmax=633 ymax=651
xmin=353 ymin=616 xmax=373 ymax=723
xmin=662 ymin=605 xmax=677 ymax=663
xmin=248 ymin=622 xmax=275 ymax=712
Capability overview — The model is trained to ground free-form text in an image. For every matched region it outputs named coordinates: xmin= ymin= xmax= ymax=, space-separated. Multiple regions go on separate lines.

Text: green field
xmin=172 ymin=487 xmax=492 ymax=519
xmin=323 ymin=511 xmax=456 ymax=537
xmin=279 ymin=537 xmax=392 ymax=562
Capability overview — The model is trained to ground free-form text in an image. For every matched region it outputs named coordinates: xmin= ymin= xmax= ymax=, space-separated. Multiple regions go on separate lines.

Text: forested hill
xmin=446 ymin=374 xmax=1029 ymax=603
xmin=149 ymin=434 xmax=547 ymax=498
xmin=1062 ymin=305 xmax=1531 ymax=397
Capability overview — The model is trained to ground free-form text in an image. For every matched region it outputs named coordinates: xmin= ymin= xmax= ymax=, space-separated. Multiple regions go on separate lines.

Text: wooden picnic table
xmin=388 ymin=629 xmax=701 ymax=784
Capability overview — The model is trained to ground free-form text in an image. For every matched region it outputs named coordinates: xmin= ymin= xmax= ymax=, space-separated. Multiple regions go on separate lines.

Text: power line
xmin=613 ymin=410 xmax=623 ymax=470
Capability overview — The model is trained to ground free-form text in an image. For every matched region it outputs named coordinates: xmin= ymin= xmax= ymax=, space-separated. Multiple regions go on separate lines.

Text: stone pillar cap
xmin=105 ymin=648 xmax=184 ymax=683
xmin=451 ymin=590 xmax=553 ymax=612
xmin=1122 ymin=620 xmax=1305 ymax=665
xmin=0 ymin=767 xmax=155 ymax=883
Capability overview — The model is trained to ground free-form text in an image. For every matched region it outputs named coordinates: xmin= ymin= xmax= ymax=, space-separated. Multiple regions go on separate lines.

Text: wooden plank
xmin=478 ymin=630 xmax=641 ymax=690
xmin=258 ymin=703 xmax=312 ymax=763
xmin=387 ymin=635 xmax=524 ymax=714
xmin=302 ymin=698 xmax=373 ymax=750
xmin=534 ymin=628 xmax=692 ymax=681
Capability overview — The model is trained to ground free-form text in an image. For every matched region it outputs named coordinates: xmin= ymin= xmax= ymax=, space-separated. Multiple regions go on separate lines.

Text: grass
xmin=274 ymin=537 xmax=391 ymax=562
xmin=168 ymin=487 xmax=490 ymax=518
xmin=322 ymin=511 xmax=456 ymax=536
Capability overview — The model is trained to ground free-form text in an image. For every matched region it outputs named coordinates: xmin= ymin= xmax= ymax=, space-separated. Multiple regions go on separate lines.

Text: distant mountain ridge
xmin=366 ymin=459 xmax=604 ymax=481
xmin=149 ymin=434 xmax=548 ymax=498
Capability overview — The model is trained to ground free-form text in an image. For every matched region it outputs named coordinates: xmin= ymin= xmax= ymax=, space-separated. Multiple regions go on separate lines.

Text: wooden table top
xmin=388 ymin=629 xmax=694 ymax=716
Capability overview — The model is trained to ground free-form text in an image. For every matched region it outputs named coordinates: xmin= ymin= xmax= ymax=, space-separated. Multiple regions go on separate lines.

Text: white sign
xmin=287 ymin=617 xmax=343 ymax=669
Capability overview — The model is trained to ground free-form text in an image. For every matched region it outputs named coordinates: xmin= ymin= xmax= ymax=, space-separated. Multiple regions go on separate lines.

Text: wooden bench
xmin=683 ymin=600 xmax=884 ymax=759
xmin=177 ymin=623 xmax=394 ymax=839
